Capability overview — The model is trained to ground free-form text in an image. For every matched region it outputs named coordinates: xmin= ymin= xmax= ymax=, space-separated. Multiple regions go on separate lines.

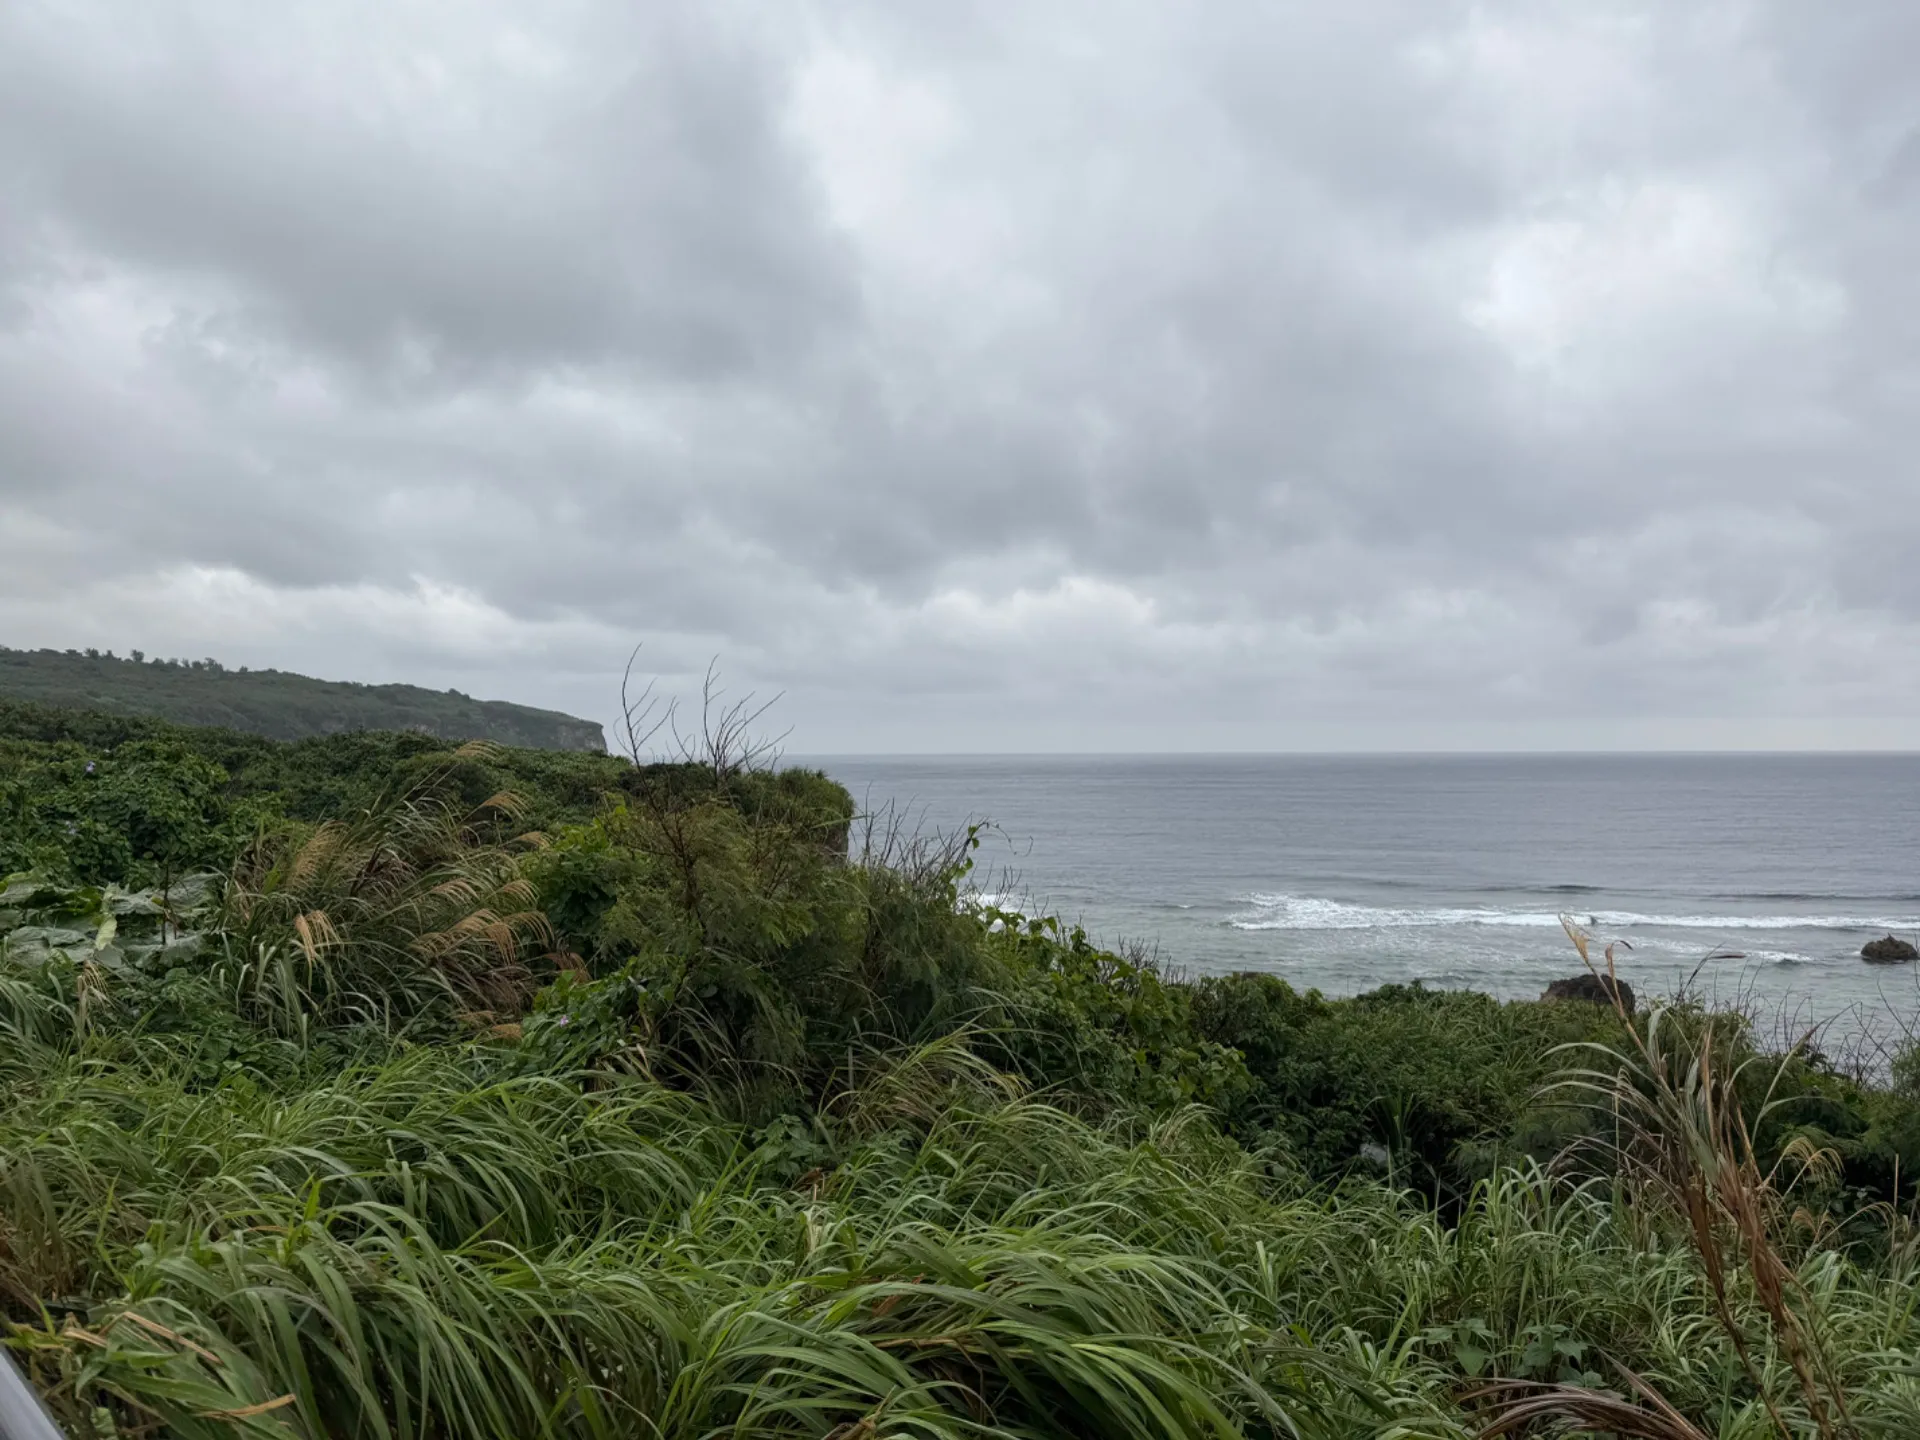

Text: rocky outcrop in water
xmin=1862 ymin=934 xmax=1918 ymax=963
xmin=1541 ymin=973 xmax=1635 ymax=1014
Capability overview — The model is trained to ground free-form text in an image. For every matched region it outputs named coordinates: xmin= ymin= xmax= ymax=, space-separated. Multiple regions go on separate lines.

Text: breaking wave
xmin=1227 ymin=892 xmax=1920 ymax=934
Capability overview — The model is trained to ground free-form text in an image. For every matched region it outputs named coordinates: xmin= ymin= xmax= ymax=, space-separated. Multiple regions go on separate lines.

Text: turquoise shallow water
xmin=804 ymin=754 xmax=1920 ymax=1056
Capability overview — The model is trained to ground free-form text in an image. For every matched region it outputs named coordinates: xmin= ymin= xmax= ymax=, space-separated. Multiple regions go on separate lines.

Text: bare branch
xmin=668 ymin=657 xmax=791 ymax=782
xmin=617 ymin=643 xmax=676 ymax=766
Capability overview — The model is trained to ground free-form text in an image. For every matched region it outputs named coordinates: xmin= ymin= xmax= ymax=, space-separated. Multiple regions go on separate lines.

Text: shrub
xmin=985 ymin=913 xmax=1249 ymax=1115
xmin=1191 ymin=975 xmax=1628 ymax=1195
xmin=0 ymin=739 xmax=270 ymax=885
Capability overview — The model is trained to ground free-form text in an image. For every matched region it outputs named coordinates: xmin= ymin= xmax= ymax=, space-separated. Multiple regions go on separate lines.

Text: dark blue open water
xmin=806 ymin=755 xmax=1920 ymax=1051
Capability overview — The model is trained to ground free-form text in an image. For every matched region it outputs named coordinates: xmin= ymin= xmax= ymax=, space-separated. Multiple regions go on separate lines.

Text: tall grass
xmin=216 ymin=746 xmax=554 ymax=1031
xmin=8 ymin=1001 xmax=1920 ymax=1438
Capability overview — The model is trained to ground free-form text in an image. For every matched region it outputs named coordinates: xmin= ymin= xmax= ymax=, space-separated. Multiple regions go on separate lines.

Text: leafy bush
xmin=1191 ymin=974 xmax=1629 ymax=1194
xmin=0 ymin=738 xmax=269 ymax=884
xmin=529 ymin=785 xmax=991 ymax=1116
xmin=984 ymin=912 xmax=1249 ymax=1115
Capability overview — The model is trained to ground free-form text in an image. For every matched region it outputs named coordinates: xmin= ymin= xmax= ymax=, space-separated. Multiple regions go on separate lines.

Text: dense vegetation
xmin=0 ymin=647 xmax=605 ymax=751
xmin=5 ymin=703 xmax=1920 ymax=1437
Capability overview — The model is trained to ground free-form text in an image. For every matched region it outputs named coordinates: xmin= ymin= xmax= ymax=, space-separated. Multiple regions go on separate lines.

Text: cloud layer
xmin=4 ymin=1 xmax=1918 ymax=750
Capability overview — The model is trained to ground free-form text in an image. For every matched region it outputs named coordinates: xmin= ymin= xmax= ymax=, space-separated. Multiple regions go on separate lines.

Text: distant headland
xmin=0 ymin=645 xmax=605 ymax=752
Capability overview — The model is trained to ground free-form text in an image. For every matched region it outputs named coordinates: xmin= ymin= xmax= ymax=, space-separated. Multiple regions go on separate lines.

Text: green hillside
xmin=0 ymin=644 xmax=605 ymax=751
xmin=4 ymin=708 xmax=1920 ymax=1436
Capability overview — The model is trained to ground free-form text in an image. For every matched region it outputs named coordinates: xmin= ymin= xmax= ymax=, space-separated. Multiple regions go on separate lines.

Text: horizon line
xmin=785 ymin=747 xmax=1920 ymax=760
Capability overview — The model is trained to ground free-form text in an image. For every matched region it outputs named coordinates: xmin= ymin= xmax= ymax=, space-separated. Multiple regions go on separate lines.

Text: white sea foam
xmin=1227 ymin=892 xmax=1920 ymax=934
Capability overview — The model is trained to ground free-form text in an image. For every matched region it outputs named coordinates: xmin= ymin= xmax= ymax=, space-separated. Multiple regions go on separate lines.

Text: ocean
xmin=807 ymin=754 xmax=1920 ymax=1055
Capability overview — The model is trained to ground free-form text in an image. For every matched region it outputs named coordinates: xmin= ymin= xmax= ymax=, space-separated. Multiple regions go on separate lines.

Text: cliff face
xmin=0 ymin=647 xmax=607 ymax=753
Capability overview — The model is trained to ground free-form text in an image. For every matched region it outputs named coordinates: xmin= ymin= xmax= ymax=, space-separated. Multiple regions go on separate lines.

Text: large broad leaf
xmin=3 ymin=924 xmax=95 ymax=951
xmin=1 ymin=874 xmax=218 ymax=953
xmin=0 ymin=873 xmax=105 ymax=920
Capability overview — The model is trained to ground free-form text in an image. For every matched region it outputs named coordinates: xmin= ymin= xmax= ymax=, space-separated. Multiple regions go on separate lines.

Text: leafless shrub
xmin=852 ymin=795 xmax=988 ymax=885
xmin=671 ymin=659 xmax=790 ymax=783
xmin=616 ymin=644 xmax=675 ymax=767
xmin=617 ymin=650 xmax=789 ymax=782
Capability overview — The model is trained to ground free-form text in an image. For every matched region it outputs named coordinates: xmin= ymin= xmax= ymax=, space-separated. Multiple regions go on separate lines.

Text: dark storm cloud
xmin=2 ymin=0 xmax=1918 ymax=750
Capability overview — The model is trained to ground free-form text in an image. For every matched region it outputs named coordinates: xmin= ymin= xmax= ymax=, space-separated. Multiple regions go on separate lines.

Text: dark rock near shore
xmin=1862 ymin=934 xmax=1918 ymax=963
xmin=1541 ymin=973 xmax=1635 ymax=1014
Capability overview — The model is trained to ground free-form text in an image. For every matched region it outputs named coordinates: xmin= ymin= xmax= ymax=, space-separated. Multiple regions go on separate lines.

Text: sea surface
xmin=805 ymin=754 xmax=1920 ymax=1056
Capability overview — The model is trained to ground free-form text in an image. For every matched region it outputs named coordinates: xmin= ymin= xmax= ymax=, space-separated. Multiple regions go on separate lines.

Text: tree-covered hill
xmin=0 ymin=644 xmax=606 ymax=750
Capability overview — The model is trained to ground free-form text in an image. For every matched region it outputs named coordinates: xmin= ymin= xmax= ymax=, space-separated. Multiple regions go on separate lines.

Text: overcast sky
xmin=3 ymin=2 xmax=1917 ymax=752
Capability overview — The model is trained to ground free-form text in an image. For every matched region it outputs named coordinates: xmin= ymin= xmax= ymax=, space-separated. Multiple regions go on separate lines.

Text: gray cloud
xmin=2 ymin=0 xmax=1918 ymax=751
xmin=0 ymin=4 xmax=853 ymax=382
